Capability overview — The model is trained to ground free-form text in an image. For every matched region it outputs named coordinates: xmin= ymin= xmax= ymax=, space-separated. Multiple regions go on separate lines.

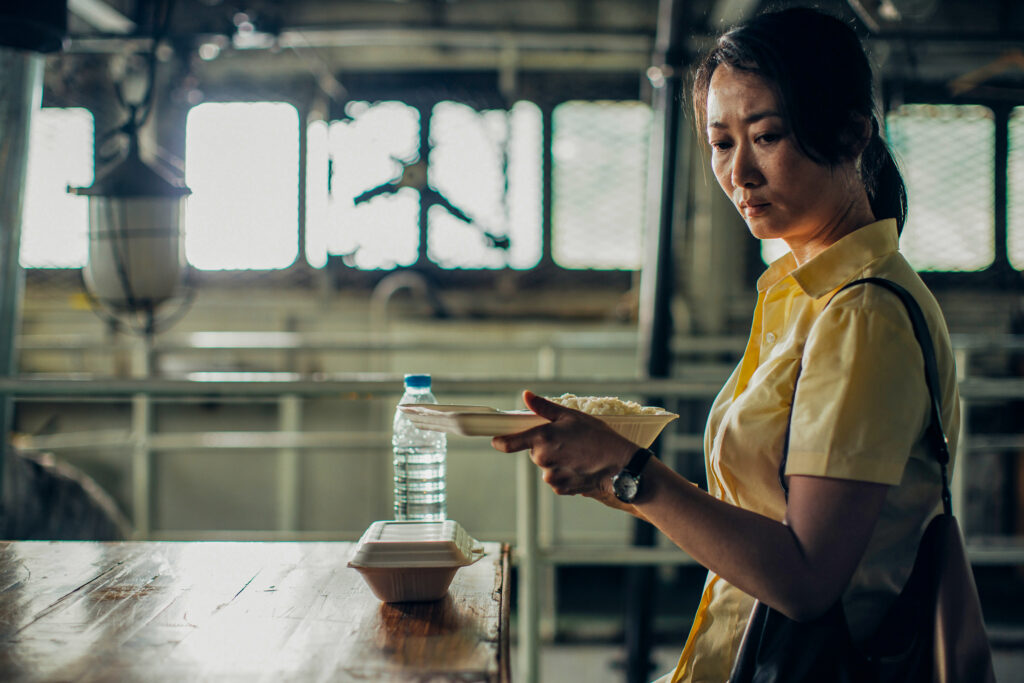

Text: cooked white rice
xmin=546 ymin=393 xmax=663 ymax=415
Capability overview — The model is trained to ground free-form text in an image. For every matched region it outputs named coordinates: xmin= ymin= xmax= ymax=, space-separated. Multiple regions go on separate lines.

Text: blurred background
xmin=1 ymin=0 xmax=1023 ymax=680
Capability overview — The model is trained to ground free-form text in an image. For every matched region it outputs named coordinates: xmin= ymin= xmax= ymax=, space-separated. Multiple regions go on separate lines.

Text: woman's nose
xmin=730 ymin=142 xmax=763 ymax=188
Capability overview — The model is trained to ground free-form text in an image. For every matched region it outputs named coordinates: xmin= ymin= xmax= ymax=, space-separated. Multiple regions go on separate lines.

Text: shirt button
xmin=765 ymin=332 xmax=776 ymax=345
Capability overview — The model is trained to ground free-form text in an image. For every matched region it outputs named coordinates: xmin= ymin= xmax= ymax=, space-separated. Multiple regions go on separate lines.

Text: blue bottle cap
xmin=403 ymin=374 xmax=432 ymax=389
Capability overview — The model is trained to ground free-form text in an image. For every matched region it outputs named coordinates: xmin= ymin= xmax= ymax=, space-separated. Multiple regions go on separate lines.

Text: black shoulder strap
xmin=780 ymin=277 xmax=953 ymax=515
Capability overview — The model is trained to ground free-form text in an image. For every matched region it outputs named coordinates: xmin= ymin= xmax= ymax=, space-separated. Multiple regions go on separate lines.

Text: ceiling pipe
xmin=68 ymin=0 xmax=135 ymax=34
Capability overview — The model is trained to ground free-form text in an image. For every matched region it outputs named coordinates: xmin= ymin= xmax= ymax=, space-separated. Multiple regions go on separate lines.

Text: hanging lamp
xmin=69 ymin=120 xmax=191 ymax=320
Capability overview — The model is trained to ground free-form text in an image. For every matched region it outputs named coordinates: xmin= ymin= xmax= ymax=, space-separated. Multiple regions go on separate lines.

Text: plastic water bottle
xmin=392 ymin=374 xmax=447 ymax=521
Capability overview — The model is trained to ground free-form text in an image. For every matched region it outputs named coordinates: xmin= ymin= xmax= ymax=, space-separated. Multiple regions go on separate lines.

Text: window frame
xmin=25 ymin=71 xmax=650 ymax=294
xmin=25 ymin=71 xmax=647 ymax=294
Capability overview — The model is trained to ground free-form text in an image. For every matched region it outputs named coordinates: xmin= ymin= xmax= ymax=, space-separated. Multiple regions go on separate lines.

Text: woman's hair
xmin=692 ymin=7 xmax=907 ymax=234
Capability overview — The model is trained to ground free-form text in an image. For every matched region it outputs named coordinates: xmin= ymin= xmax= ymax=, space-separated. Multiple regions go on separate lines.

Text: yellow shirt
xmin=670 ymin=219 xmax=960 ymax=683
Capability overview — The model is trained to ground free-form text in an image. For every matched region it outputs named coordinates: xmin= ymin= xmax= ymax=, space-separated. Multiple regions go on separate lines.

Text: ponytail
xmin=861 ymin=118 xmax=908 ymax=235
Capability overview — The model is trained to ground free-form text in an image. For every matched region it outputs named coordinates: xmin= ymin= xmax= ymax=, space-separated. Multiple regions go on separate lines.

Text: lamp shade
xmin=70 ymin=144 xmax=191 ymax=312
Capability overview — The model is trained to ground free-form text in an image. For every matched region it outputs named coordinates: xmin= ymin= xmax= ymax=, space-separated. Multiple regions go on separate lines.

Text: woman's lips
xmin=741 ymin=202 xmax=770 ymax=217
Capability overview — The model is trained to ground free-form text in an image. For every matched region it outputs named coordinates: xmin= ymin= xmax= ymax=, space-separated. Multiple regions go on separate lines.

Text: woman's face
xmin=705 ymin=65 xmax=867 ymax=259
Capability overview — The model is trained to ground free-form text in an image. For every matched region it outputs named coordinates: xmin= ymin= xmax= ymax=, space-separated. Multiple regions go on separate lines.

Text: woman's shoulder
xmin=826 ymin=252 xmax=949 ymax=337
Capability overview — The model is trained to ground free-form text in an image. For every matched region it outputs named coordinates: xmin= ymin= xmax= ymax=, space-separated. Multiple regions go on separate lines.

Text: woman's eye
xmin=710 ymin=140 xmax=732 ymax=151
xmin=756 ymin=133 xmax=781 ymax=144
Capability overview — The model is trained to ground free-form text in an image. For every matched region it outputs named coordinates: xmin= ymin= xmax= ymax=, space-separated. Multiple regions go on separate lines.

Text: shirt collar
xmin=755 ymin=219 xmax=899 ymax=298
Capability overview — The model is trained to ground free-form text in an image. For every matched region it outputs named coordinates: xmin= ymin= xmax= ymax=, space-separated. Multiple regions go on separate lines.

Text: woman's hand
xmin=490 ymin=391 xmax=639 ymax=505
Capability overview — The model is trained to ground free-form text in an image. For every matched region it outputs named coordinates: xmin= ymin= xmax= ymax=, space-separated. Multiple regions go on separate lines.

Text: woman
xmin=491 ymin=8 xmax=960 ymax=683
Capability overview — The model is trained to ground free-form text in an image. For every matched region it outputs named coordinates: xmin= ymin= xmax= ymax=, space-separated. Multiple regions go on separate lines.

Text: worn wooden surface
xmin=0 ymin=541 xmax=510 ymax=682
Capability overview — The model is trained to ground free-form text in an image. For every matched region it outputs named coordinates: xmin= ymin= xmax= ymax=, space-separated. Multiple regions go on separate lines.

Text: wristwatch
xmin=611 ymin=447 xmax=654 ymax=503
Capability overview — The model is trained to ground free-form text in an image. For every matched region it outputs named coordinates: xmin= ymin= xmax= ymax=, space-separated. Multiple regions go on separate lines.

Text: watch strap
xmin=623 ymin=447 xmax=654 ymax=476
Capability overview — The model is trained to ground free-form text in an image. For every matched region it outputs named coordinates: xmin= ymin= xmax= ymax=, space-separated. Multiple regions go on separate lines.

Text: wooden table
xmin=0 ymin=541 xmax=510 ymax=682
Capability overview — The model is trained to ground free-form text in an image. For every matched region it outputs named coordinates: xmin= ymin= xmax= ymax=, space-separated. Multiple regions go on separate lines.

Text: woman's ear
xmin=842 ymin=112 xmax=874 ymax=159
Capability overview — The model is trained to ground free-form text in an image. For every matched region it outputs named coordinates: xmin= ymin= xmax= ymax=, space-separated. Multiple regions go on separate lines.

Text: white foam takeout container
xmin=347 ymin=520 xmax=485 ymax=603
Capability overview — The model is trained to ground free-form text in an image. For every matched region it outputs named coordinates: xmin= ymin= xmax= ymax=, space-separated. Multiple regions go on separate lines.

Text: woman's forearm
xmin=630 ymin=458 xmax=887 ymax=620
xmin=630 ymin=459 xmax=814 ymax=616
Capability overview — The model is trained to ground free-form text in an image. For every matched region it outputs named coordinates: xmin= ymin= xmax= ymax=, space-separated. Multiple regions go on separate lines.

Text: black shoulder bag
xmin=728 ymin=277 xmax=996 ymax=683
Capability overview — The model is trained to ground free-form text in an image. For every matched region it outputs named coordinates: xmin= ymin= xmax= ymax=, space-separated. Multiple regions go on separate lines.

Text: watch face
xmin=613 ymin=472 xmax=639 ymax=503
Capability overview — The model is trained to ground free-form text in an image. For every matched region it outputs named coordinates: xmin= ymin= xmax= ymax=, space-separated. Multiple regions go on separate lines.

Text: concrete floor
xmin=510 ymin=564 xmax=1024 ymax=682
xmin=511 ymin=642 xmax=1024 ymax=682
xmin=511 ymin=644 xmax=680 ymax=683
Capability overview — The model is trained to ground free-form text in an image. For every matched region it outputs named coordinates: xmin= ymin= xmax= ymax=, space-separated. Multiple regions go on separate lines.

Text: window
xmin=552 ymin=101 xmax=651 ymax=270
xmin=20 ymin=108 xmax=93 ymax=268
xmin=28 ymin=98 xmax=651 ymax=274
xmin=309 ymin=98 xmax=651 ymax=273
xmin=185 ymin=102 xmax=299 ymax=270
xmin=761 ymin=239 xmax=789 ymax=265
xmin=24 ymin=99 xmax=1019 ymax=281
xmin=307 ymin=100 xmax=542 ymax=271
xmin=306 ymin=101 xmax=421 ymax=270
xmin=427 ymin=100 xmax=542 ymax=269
xmin=1009 ymin=107 xmax=1024 ymax=270
xmin=886 ymin=104 xmax=995 ymax=272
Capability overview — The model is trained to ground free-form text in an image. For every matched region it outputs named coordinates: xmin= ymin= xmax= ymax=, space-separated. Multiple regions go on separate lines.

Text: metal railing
xmin=5 ymin=332 xmax=1024 ymax=681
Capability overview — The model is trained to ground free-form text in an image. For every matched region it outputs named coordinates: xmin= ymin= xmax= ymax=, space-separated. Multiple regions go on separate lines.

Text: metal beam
xmin=0 ymin=49 xmax=44 ymax=532
xmin=0 ymin=376 xmax=728 ymax=399
xmin=3 ymin=375 xmax=1023 ymax=401
xmin=632 ymin=0 xmax=692 ymax=678
xmin=67 ymin=27 xmax=652 ymax=53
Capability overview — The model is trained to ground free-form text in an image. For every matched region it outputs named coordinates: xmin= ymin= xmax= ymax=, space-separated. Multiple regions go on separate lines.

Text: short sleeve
xmin=785 ymin=285 xmax=930 ymax=485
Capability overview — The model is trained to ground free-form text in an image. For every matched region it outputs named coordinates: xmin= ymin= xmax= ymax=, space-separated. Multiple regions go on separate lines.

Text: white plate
xmin=398 ymin=404 xmax=547 ymax=436
xmin=398 ymin=404 xmax=679 ymax=447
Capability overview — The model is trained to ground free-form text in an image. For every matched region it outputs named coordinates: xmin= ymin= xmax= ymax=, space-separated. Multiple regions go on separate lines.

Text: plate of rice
xmin=399 ymin=394 xmax=677 ymax=447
